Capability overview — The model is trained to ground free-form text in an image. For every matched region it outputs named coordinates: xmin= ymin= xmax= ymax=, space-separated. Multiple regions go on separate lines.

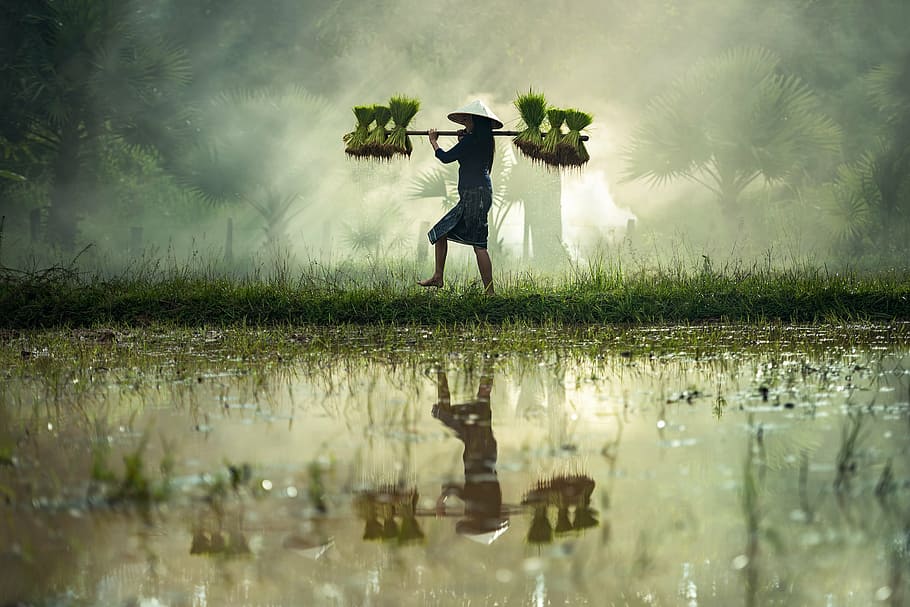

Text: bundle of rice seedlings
xmin=513 ymin=90 xmax=547 ymax=162
xmin=365 ymin=105 xmax=393 ymax=158
xmin=344 ymin=105 xmax=375 ymax=157
xmin=560 ymin=109 xmax=593 ymax=167
xmin=540 ymin=108 xmax=566 ymax=166
xmin=387 ymin=95 xmax=420 ymax=157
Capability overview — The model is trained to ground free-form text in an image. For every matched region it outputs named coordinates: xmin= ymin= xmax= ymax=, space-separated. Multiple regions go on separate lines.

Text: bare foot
xmin=417 ymin=276 xmax=443 ymax=288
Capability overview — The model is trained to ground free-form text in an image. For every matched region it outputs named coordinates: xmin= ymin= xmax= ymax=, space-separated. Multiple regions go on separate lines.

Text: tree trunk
xmin=719 ymin=188 xmax=743 ymax=234
xmin=30 ymin=208 xmax=42 ymax=243
xmin=523 ymin=171 xmax=563 ymax=263
xmin=47 ymin=125 xmax=82 ymax=251
xmin=417 ymin=221 xmax=429 ymax=264
xmin=224 ymin=217 xmax=234 ymax=264
xmin=129 ymin=226 xmax=143 ymax=257
xmin=488 ymin=218 xmax=502 ymax=257
xmin=522 ymin=217 xmax=530 ymax=261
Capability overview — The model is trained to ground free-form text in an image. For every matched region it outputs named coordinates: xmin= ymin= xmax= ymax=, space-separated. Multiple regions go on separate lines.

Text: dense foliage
xmin=1 ymin=0 xmax=908 ymax=265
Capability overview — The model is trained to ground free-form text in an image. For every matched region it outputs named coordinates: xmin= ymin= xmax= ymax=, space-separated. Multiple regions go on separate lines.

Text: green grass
xmin=1 ymin=263 xmax=909 ymax=327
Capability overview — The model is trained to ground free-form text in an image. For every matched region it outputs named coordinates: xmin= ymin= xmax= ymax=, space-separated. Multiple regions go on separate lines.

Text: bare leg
xmin=474 ymin=246 xmax=494 ymax=295
xmin=436 ymin=370 xmax=451 ymax=405
xmin=418 ymin=238 xmax=447 ymax=287
xmin=431 ymin=369 xmax=454 ymax=424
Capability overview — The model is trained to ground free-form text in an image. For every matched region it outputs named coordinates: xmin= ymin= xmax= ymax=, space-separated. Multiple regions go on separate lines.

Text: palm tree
xmin=624 ymin=47 xmax=840 ymax=228
xmin=505 ymin=147 xmax=564 ymax=263
xmin=862 ymin=54 xmax=910 ymax=245
xmin=409 ymin=166 xmax=458 ymax=210
xmin=814 ymin=54 xmax=910 ymax=256
xmin=179 ymin=87 xmax=334 ymax=250
xmin=0 ymin=0 xmax=193 ymax=249
xmin=817 ymin=157 xmax=875 ymax=254
xmin=342 ymin=205 xmax=407 ymax=260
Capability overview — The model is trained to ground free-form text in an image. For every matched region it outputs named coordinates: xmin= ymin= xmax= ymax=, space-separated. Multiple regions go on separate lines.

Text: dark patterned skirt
xmin=428 ymin=185 xmax=493 ymax=249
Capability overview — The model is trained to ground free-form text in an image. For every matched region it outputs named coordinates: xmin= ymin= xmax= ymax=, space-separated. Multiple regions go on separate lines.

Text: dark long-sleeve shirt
xmin=435 ymin=132 xmax=493 ymax=190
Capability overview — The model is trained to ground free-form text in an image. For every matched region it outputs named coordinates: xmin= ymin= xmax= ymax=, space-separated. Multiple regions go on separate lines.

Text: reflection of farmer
xmin=432 ymin=363 xmax=508 ymax=544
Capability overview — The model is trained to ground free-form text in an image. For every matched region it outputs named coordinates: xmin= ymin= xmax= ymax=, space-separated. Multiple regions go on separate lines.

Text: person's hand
xmin=457 ymin=128 xmax=467 ymax=141
xmin=427 ymin=129 xmax=438 ymax=145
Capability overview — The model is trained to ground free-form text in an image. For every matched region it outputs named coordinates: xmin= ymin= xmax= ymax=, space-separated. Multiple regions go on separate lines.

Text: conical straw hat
xmin=456 ymin=519 xmax=510 ymax=544
xmin=447 ymin=99 xmax=504 ymax=129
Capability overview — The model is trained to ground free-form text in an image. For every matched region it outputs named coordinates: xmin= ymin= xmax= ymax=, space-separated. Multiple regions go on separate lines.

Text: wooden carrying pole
xmin=406 ymin=130 xmax=589 ymax=141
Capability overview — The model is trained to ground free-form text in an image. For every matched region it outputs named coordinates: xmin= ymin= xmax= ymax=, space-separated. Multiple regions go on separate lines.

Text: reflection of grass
xmin=2 ymin=324 xmax=906 ymax=390
xmin=834 ymin=410 xmax=865 ymax=494
xmin=2 ymin=263 xmax=910 ymax=326
xmin=0 ymin=320 xmax=905 ymax=604
xmin=741 ymin=425 xmax=764 ymax=607
xmin=92 ymin=432 xmax=172 ymax=507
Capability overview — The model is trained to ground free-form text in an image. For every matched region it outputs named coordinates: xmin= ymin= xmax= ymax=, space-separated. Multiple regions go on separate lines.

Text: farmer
xmin=418 ymin=99 xmax=503 ymax=295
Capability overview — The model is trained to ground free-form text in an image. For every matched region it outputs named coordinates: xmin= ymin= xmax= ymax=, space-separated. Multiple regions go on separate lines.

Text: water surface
xmin=1 ymin=325 xmax=908 ymax=606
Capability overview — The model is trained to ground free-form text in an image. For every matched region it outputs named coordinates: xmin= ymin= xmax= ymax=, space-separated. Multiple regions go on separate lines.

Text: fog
xmin=2 ymin=0 xmax=909 ymax=276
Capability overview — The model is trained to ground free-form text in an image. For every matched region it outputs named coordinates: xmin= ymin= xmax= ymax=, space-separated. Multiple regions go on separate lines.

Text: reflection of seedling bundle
xmin=354 ymin=485 xmax=424 ymax=545
xmin=522 ymin=474 xmax=597 ymax=544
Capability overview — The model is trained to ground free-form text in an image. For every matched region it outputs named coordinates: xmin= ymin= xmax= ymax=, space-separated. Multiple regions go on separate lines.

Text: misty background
xmin=2 ymin=0 xmax=909 ymax=277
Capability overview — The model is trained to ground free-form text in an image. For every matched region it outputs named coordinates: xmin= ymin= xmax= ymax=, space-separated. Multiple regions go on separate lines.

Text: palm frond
xmin=0 ymin=169 xmax=27 ymax=182
xmin=177 ymin=145 xmax=245 ymax=205
xmin=865 ymin=64 xmax=910 ymax=121
xmin=623 ymin=46 xmax=840 ymax=191
xmin=408 ymin=167 xmax=453 ymax=200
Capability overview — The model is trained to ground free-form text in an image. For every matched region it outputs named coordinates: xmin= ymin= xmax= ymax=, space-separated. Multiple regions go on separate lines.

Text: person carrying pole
xmin=418 ymin=99 xmax=502 ymax=295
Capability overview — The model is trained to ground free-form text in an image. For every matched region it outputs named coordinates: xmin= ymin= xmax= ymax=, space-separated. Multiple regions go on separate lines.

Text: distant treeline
xmin=1 ymin=0 xmax=909 ymax=264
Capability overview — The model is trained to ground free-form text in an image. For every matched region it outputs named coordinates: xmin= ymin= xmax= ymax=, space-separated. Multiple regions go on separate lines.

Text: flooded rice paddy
xmin=1 ymin=325 xmax=909 ymax=606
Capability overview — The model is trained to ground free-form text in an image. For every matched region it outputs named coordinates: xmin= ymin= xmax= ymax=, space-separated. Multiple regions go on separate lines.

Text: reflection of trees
xmin=741 ymin=419 xmax=765 ymax=607
xmin=515 ymin=360 xmax=570 ymax=453
xmin=6 ymin=328 xmax=909 ymax=601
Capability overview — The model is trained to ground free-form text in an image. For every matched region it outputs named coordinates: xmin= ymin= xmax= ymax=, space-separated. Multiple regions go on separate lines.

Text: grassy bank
xmin=2 ymin=263 xmax=909 ymax=327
